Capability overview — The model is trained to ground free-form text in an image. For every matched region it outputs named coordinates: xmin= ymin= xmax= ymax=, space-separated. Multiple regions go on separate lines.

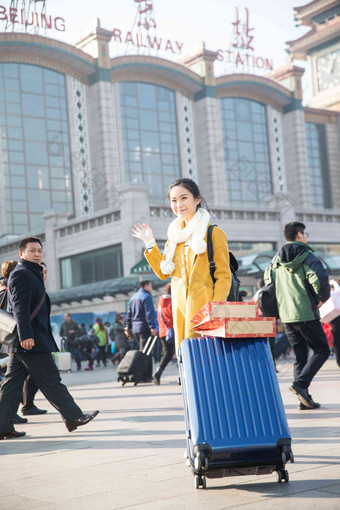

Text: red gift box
xmin=191 ymin=301 xmax=259 ymax=328
xmin=192 ymin=317 xmax=276 ymax=338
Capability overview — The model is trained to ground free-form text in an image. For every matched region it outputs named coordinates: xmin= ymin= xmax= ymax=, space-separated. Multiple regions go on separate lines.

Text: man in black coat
xmin=0 ymin=237 xmax=99 ymax=440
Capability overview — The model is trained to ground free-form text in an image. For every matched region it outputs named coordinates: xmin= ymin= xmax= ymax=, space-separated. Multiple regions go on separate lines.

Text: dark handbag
xmin=257 ymin=259 xmax=279 ymax=319
xmin=0 ymin=291 xmax=46 ymax=347
xmin=207 ymin=225 xmax=240 ymax=301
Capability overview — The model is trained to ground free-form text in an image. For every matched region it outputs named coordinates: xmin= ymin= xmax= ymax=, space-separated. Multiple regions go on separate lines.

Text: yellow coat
xmin=145 ymin=226 xmax=231 ymax=352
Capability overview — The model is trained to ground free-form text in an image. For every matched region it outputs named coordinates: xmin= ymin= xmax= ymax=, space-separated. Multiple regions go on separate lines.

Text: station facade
xmin=0 ymin=0 xmax=339 ymax=313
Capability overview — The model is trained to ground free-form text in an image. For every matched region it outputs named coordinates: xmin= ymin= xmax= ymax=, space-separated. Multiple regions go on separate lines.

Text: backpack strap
xmin=207 ymin=224 xmax=217 ymax=283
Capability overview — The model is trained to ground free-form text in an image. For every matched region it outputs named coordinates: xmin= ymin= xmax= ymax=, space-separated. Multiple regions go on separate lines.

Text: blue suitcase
xmin=178 ymin=336 xmax=294 ymax=489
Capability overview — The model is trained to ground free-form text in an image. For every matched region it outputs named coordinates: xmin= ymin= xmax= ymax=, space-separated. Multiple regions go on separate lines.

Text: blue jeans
xmin=284 ymin=320 xmax=330 ymax=389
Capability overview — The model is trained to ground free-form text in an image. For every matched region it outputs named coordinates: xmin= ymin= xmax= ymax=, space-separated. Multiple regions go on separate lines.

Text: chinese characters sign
xmin=217 ymin=7 xmax=273 ymax=72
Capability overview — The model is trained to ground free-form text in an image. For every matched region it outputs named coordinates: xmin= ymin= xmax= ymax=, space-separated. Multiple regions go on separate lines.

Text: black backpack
xmin=257 ymin=257 xmax=279 ymax=318
xmin=207 ymin=225 xmax=240 ymax=302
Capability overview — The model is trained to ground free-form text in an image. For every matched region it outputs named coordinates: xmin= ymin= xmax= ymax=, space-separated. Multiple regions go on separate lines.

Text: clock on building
xmin=316 ymin=49 xmax=340 ymax=92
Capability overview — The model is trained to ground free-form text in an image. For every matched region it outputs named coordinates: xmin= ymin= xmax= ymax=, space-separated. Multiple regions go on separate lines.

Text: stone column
xmin=183 ymin=44 xmax=227 ymax=206
xmin=43 ymin=210 xmax=67 ymax=292
xmin=282 ymin=109 xmax=311 ymax=209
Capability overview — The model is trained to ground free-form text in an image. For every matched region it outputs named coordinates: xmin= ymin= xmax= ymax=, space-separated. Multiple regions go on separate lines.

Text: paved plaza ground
xmin=1 ymin=351 xmax=340 ymax=509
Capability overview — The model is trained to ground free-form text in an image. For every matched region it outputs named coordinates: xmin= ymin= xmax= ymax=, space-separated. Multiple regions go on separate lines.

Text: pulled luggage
xmin=117 ymin=336 xmax=157 ymax=386
xmin=55 ymin=352 xmax=71 ymax=372
xmin=179 ymin=336 xmax=294 ymax=489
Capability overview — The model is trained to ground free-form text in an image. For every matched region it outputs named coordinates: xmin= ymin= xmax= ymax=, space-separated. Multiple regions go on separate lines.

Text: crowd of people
xmin=0 ymin=177 xmax=339 ymax=441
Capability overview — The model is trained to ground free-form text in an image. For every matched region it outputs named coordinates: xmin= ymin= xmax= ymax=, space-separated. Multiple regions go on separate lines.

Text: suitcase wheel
xmin=277 ymin=469 xmax=289 ymax=483
xmin=281 ymin=446 xmax=294 ymax=465
xmin=194 ymin=452 xmax=209 ymax=472
xmin=194 ymin=475 xmax=207 ymax=489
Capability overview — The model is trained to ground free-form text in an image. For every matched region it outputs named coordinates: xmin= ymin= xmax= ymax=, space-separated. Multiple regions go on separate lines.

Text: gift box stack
xmin=191 ymin=301 xmax=276 ymax=338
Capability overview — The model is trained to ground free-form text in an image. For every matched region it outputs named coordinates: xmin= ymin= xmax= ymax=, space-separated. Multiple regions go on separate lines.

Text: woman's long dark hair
xmin=168 ymin=178 xmax=210 ymax=212
xmin=96 ymin=317 xmax=105 ymax=331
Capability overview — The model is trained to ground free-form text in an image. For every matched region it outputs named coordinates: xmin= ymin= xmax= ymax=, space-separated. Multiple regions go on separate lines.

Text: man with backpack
xmin=264 ymin=222 xmax=330 ymax=410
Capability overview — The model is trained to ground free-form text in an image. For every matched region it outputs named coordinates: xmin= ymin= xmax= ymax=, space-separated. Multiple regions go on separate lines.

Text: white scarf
xmin=160 ymin=208 xmax=210 ymax=275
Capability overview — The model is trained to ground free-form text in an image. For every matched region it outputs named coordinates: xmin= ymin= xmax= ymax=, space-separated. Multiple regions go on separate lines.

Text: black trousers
xmin=96 ymin=345 xmax=107 ymax=366
xmin=22 ymin=374 xmax=39 ymax=411
xmin=0 ymin=352 xmax=82 ymax=434
xmin=158 ymin=337 xmax=175 ymax=372
xmin=284 ymin=320 xmax=330 ymax=389
xmin=135 ymin=332 xmax=152 ymax=379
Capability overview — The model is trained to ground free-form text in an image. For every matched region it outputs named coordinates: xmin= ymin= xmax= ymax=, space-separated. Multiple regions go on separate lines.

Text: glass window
xmin=119 ymin=82 xmax=181 ymax=202
xmin=20 ymin=65 xmax=43 ymax=93
xmin=6 ymin=103 xmax=21 ymax=115
xmin=220 ymin=97 xmax=273 ymax=206
xmin=305 ymin=123 xmax=331 ymax=209
xmin=61 ymin=245 xmax=123 ymax=288
xmin=7 ymin=115 xmax=21 ymax=127
xmin=43 ymin=69 xmax=58 ymax=84
xmin=0 ymin=63 xmax=73 ymax=234
xmin=8 ymin=139 xmax=24 ymax=151
xmin=5 ymin=90 xmax=20 ymax=102
xmin=22 ymin=93 xmax=45 ymax=117
xmin=8 ymin=127 xmax=23 ymax=139
xmin=27 ymin=166 xmax=50 ymax=188
xmin=25 ymin=141 xmax=48 ymax=165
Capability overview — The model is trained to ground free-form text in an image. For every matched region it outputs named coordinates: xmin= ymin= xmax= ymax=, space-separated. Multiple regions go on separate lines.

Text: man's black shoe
xmin=12 ymin=414 xmax=28 ymax=424
xmin=22 ymin=405 xmax=47 ymax=416
xmin=298 ymin=392 xmax=321 ymax=410
xmin=289 ymin=382 xmax=314 ymax=408
xmin=0 ymin=430 xmax=26 ymax=440
xmin=298 ymin=402 xmax=321 ymax=410
xmin=66 ymin=410 xmax=99 ymax=432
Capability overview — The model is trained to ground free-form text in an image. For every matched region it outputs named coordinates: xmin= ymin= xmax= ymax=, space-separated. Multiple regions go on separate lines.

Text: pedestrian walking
xmin=93 ymin=318 xmax=108 ymax=367
xmin=59 ymin=313 xmax=81 ymax=353
xmin=21 ymin=261 xmax=48 ymax=414
xmin=131 ymin=178 xmax=231 ymax=352
xmin=125 ymin=281 xmax=157 ymax=381
xmin=0 ymin=237 xmax=98 ymax=439
xmin=111 ymin=314 xmax=130 ymax=364
xmin=153 ymin=283 xmax=174 ymax=385
xmin=264 ymin=221 xmax=331 ymax=410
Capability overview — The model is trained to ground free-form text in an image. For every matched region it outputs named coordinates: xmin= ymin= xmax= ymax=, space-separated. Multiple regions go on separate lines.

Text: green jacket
xmin=93 ymin=323 xmax=108 ymax=347
xmin=264 ymin=242 xmax=330 ymax=323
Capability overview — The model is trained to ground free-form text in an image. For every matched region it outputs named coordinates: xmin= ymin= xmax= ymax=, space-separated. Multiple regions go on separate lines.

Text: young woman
xmin=92 ymin=318 xmax=108 ymax=367
xmin=132 ymin=178 xmax=232 ymax=352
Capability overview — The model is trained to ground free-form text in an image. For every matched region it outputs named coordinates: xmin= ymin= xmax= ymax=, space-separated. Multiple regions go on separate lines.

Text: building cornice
xmin=110 ymin=55 xmax=203 ymax=96
xmin=304 ymin=106 xmax=339 ymax=123
xmin=215 ymin=74 xmax=292 ymax=109
xmin=0 ymin=32 xmax=95 ymax=82
xmin=294 ymin=0 xmax=340 ymax=27
xmin=286 ymin=16 xmax=340 ymax=59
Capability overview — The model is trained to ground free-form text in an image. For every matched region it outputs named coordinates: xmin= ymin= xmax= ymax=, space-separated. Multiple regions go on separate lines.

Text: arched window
xmin=119 ymin=82 xmax=181 ymax=202
xmin=0 ymin=63 xmax=73 ymax=234
xmin=220 ymin=97 xmax=273 ymax=206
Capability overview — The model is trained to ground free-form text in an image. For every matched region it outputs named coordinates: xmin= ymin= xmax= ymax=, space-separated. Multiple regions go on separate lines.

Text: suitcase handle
xmin=142 ymin=335 xmax=158 ymax=356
